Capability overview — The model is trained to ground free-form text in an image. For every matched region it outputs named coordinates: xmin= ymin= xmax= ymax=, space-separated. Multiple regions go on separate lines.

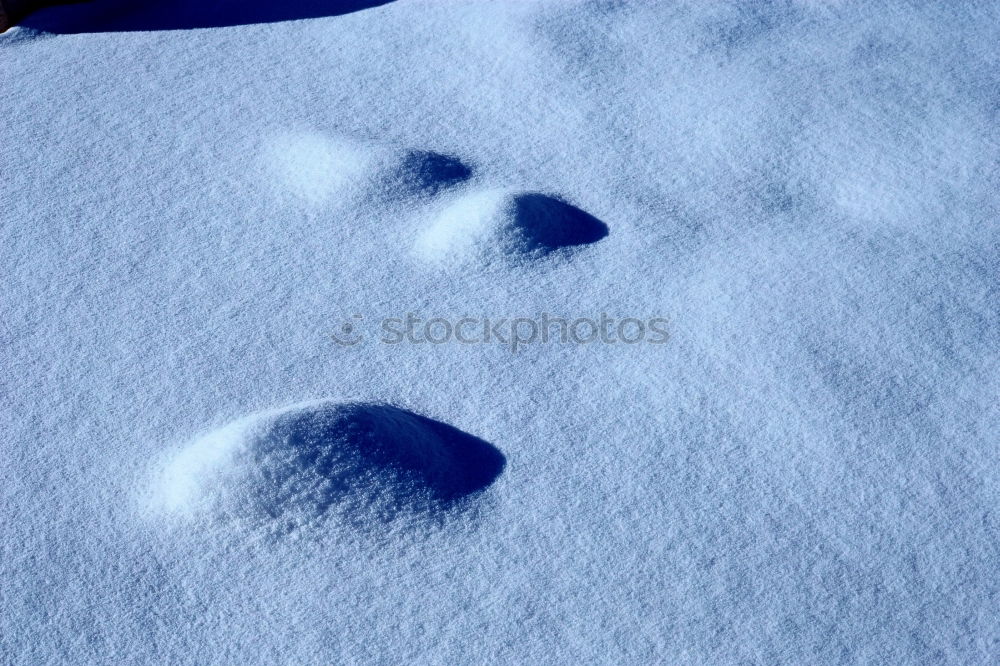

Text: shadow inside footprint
xmin=394 ymin=150 xmax=473 ymax=196
xmin=505 ymin=193 xmax=609 ymax=255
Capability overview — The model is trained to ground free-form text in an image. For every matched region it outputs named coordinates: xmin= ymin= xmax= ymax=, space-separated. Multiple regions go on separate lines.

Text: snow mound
xmin=389 ymin=149 xmax=473 ymax=196
xmin=264 ymin=131 xmax=373 ymax=206
xmin=415 ymin=189 xmax=608 ymax=265
xmin=153 ymin=401 xmax=505 ymax=530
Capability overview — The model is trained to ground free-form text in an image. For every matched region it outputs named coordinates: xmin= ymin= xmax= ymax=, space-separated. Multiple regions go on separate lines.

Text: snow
xmin=152 ymin=400 xmax=505 ymax=531
xmin=1 ymin=1 xmax=998 ymax=663
xmin=264 ymin=131 xmax=375 ymax=206
xmin=415 ymin=189 xmax=609 ymax=265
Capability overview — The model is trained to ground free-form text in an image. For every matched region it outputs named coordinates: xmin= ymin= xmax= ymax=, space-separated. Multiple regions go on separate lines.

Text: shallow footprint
xmin=414 ymin=188 xmax=608 ymax=266
xmin=152 ymin=401 xmax=505 ymax=532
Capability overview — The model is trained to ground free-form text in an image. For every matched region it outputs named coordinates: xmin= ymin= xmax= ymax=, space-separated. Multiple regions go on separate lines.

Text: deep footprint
xmin=154 ymin=401 xmax=505 ymax=530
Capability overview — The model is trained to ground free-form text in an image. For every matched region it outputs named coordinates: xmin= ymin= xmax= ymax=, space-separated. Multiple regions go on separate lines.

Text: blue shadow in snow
xmin=508 ymin=193 xmax=609 ymax=255
xmin=392 ymin=150 xmax=474 ymax=197
xmin=265 ymin=402 xmax=506 ymax=521
xmin=20 ymin=0 xmax=394 ymax=33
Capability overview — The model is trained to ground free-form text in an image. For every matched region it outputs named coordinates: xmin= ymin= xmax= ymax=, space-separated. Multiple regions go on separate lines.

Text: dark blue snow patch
xmin=261 ymin=402 xmax=505 ymax=513
xmin=390 ymin=150 xmax=473 ymax=197
xmin=501 ymin=193 xmax=609 ymax=256
xmin=20 ymin=0 xmax=394 ymax=33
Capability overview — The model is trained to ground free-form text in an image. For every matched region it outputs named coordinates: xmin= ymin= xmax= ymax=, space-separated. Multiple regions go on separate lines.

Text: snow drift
xmin=154 ymin=401 xmax=505 ymax=530
xmin=415 ymin=188 xmax=608 ymax=265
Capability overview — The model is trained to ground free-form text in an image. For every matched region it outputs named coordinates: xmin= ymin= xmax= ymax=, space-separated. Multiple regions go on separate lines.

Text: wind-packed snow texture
xmin=1 ymin=1 xmax=998 ymax=663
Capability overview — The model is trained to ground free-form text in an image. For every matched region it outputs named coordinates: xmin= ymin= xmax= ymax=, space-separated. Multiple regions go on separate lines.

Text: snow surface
xmin=1 ymin=1 xmax=999 ymax=663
